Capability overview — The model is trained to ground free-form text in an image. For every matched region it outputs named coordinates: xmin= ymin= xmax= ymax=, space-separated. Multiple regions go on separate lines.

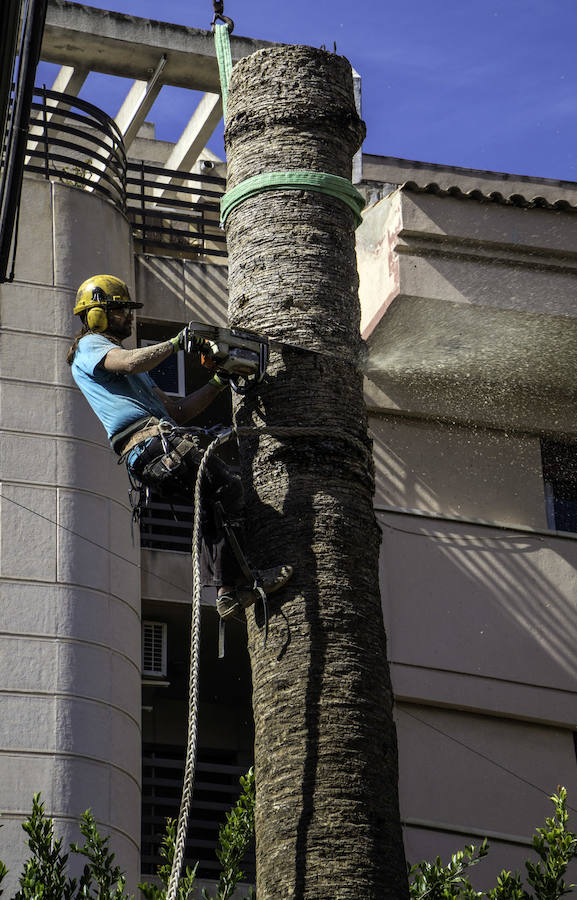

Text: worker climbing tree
xmin=67 ymin=275 xmax=293 ymax=620
xmin=217 ymin=23 xmax=410 ymax=900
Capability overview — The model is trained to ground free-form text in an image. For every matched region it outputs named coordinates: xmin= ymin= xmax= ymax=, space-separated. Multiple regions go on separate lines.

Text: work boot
xmin=216 ymin=565 xmax=293 ymax=621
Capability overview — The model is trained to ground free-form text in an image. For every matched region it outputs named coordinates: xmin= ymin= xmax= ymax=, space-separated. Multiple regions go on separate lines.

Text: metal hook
xmin=211 ymin=0 xmax=234 ymax=32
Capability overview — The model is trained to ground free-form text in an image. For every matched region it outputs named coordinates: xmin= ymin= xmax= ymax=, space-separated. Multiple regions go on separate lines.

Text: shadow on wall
xmin=370 ymin=416 xmax=577 ymax=689
xmin=135 ymin=256 xmax=228 ymax=325
xmin=379 ymin=510 xmax=577 ymax=688
xmin=370 ymin=417 xmax=546 ymax=529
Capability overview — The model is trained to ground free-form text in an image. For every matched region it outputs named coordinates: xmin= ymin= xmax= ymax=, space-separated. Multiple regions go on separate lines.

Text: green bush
xmin=408 ymin=788 xmax=577 ymax=899
xmin=2 ymin=782 xmax=573 ymax=899
xmin=0 ymin=771 xmax=256 ymax=900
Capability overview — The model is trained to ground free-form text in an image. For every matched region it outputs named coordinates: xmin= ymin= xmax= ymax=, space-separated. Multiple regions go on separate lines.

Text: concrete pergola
xmin=40 ymin=0 xmax=275 ymax=174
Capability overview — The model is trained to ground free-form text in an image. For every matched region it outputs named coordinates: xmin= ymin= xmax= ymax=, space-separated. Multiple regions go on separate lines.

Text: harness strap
xmin=214 ymin=22 xmax=233 ymax=119
xmin=212 ymin=23 xmax=364 ymax=229
xmin=117 ymin=424 xmax=162 ymax=459
xmin=221 ymin=171 xmax=365 ymax=228
xmin=158 ymin=437 xmax=198 ymax=472
xmin=213 ymin=501 xmax=251 ymax=580
xmin=111 ymin=416 xmax=161 ymax=456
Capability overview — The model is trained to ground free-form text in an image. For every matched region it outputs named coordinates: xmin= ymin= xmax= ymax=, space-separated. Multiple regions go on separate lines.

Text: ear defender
xmin=86 ymin=307 xmax=109 ymax=332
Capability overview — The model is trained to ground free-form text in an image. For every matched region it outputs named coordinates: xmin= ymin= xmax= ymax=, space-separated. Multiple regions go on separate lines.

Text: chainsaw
xmin=184 ymin=321 xmax=270 ymax=394
xmin=184 ymin=320 xmax=367 ymax=393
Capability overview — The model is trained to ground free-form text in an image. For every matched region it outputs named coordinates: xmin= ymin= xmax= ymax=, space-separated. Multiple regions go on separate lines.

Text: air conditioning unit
xmin=142 ymin=621 xmax=167 ymax=677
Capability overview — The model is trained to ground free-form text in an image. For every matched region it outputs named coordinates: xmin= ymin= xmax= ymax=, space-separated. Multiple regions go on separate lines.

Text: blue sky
xmin=37 ymin=0 xmax=577 ymax=181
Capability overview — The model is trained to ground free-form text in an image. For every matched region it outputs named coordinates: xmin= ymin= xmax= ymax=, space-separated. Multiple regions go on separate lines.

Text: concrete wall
xmin=377 ymin=506 xmax=577 ymax=883
xmin=0 ymin=177 xmax=141 ymax=892
xmin=134 ymin=254 xmax=228 ymax=325
xmin=370 ymin=413 xmax=547 ymax=529
xmin=357 ymin=164 xmax=577 ymax=884
xmin=358 ymin=188 xmax=577 ymax=434
xmin=398 ymin=704 xmax=577 ymax=889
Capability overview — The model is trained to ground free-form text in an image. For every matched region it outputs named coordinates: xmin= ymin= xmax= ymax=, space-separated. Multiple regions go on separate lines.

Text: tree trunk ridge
xmin=224 ymin=45 xmax=408 ymax=900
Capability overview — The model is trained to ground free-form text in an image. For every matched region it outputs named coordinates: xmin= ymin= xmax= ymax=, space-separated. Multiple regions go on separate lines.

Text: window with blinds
xmin=142 ymin=621 xmax=167 ymax=677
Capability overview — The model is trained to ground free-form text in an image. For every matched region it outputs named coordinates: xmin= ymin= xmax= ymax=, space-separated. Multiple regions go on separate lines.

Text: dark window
xmin=541 ymin=439 xmax=577 ymax=533
xmin=141 ymin=744 xmax=255 ymax=882
xmin=140 ymin=338 xmax=184 ymax=395
xmin=136 ymin=319 xmax=234 ymax=431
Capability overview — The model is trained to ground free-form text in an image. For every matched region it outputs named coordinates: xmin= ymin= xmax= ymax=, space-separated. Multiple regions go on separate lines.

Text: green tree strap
xmin=221 ymin=171 xmax=365 ymax=228
xmin=214 ymin=23 xmax=233 ymax=119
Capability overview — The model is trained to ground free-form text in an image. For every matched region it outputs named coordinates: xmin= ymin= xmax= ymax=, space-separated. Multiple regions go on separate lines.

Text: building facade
xmin=0 ymin=3 xmax=576 ymax=895
xmin=358 ymin=156 xmax=577 ymax=879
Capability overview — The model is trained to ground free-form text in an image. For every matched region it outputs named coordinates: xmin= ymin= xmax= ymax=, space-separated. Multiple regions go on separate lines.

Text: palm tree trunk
xmin=224 ymin=45 xmax=408 ymax=900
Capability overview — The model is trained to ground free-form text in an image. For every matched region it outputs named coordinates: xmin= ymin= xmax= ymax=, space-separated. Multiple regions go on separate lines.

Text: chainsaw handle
xmin=230 ymin=374 xmax=252 ymax=395
xmin=229 ymin=342 xmax=268 ymax=394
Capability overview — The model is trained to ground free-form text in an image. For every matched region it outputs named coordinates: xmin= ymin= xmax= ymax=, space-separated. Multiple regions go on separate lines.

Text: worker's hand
xmin=169 ymin=326 xmax=189 ymax=354
xmin=209 ymin=370 xmax=231 ymax=391
xmin=169 ymin=325 xmax=207 ymax=354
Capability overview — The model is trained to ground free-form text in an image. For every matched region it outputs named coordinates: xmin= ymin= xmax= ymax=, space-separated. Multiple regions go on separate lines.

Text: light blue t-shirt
xmin=71 ymin=333 xmax=173 ymax=442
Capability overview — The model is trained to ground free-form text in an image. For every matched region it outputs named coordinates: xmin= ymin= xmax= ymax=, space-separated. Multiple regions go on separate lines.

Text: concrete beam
xmin=153 ymin=92 xmax=222 ymax=199
xmin=115 ymin=54 xmax=166 ymax=150
xmin=42 ymin=1 xmax=275 ymax=93
xmin=49 ymin=62 xmax=89 ymax=96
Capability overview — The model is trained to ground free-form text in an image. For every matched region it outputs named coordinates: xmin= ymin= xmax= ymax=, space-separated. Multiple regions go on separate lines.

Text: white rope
xmin=166 ymin=429 xmax=233 ymax=900
xmin=165 ymin=422 xmax=369 ymax=897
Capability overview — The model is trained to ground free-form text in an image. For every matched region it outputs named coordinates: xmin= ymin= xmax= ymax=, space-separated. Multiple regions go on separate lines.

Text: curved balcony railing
xmin=24 ymin=87 xmax=228 ymax=262
xmin=25 ymin=86 xmax=127 ymax=211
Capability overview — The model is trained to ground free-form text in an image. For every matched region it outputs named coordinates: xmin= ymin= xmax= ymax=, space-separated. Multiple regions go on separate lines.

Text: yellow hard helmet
xmin=74 ymin=275 xmax=142 ymax=332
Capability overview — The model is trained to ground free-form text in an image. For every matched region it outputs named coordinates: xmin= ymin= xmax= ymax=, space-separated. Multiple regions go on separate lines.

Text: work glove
xmin=209 ymin=369 xmax=231 ymax=391
xmin=169 ymin=325 xmax=207 ymax=354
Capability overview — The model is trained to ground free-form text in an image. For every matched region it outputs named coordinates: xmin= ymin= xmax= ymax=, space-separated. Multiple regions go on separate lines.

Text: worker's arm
xmin=101 ymin=341 xmax=174 ymax=375
xmin=101 ymin=324 xmax=208 ymax=375
xmin=152 ymin=379 xmax=228 ymax=426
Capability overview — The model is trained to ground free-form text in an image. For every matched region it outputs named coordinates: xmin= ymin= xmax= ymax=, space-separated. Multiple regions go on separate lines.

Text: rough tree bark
xmin=224 ymin=46 xmax=408 ymax=900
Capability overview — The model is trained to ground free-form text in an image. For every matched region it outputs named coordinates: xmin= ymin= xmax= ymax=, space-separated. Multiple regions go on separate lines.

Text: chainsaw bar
xmin=185 ymin=319 xmax=364 ymax=393
xmin=186 ymin=320 xmax=337 ymax=361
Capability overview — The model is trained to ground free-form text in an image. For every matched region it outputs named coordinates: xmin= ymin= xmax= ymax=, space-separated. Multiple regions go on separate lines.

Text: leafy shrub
xmin=408 ymin=788 xmax=576 ymax=900
xmin=0 ymin=770 xmax=256 ymax=900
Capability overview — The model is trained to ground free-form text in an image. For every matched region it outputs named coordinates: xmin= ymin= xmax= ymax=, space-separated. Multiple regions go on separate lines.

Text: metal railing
xmin=140 ymin=499 xmax=194 ymax=553
xmin=141 ymin=745 xmax=255 ymax=881
xmin=127 ymin=160 xmax=227 ymax=261
xmin=25 ymin=86 xmax=126 ymax=211
xmin=23 ymin=88 xmax=228 ymax=263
